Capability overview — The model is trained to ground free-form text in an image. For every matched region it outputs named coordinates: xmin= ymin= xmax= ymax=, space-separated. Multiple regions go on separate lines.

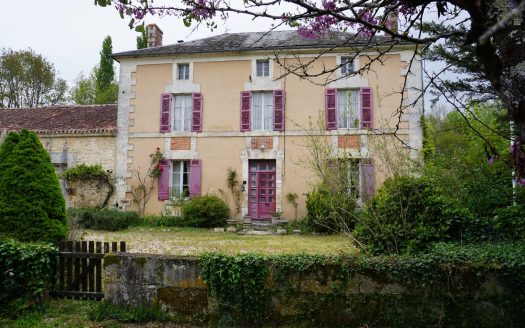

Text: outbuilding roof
xmin=0 ymin=104 xmax=117 ymax=135
xmin=112 ymin=30 xmax=411 ymax=59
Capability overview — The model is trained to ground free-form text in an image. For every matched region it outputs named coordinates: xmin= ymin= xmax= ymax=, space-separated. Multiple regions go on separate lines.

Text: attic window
xmin=177 ymin=63 xmax=190 ymax=80
xmin=256 ymin=59 xmax=270 ymax=77
xmin=341 ymin=57 xmax=354 ymax=75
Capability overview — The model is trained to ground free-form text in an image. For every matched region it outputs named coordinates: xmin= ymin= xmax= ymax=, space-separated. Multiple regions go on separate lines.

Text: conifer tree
xmin=0 ymin=130 xmax=67 ymax=243
xmin=95 ymin=36 xmax=118 ymax=104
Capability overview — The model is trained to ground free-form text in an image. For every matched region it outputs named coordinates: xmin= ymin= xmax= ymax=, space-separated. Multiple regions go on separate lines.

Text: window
xmin=173 ymin=94 xmax=192 ymax=132
xmin=334 ymin=158 xmax=361 ymax=197
xmin=341 ymin=57 xmax=354 ymax=75
xmin=337 ymin=89 xmax=360 ymax=129
xmin=171 ymin=160 xmax=189 ymax=198
xmin=177 ymin=63 xmax=190 ymax=80
xmin=256 ymin=59 xmax=270 ymax=77
xmin=252 ymin=92 xmax=273 ymax=131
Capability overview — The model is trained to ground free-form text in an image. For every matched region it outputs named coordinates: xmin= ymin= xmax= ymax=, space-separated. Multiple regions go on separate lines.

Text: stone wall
xmin=103 ymin=253 xmax=521 ymax=327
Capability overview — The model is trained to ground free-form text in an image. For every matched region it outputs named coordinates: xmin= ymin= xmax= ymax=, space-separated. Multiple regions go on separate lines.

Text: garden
xmin=1 ymin=104 xmax=525 ymax=328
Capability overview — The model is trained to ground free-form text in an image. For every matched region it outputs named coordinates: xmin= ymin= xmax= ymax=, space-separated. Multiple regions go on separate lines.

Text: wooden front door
xmin=248 ymin=160 xmax=276 ymax=219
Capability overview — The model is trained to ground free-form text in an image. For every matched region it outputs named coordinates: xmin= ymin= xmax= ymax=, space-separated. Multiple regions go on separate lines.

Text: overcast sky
xmin=0 ymin=0 xmax=277 ymax=84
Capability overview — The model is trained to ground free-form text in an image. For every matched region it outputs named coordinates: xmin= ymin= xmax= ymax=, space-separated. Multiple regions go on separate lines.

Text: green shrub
xmin=0 ymin=130 xmax=67 ymax=243
xmin=135 ymin=215 xmax=186 ymax=227
xmin=493 ymin=205 xmax=525 ymax=241
xmin=181 ymin=194 xmax=230 ymax=228
xmin=88 ymin=300 xmax=170 ymax=323
xmin=0 ymin=239 xmax=57 ymax=317
xmin=67 ymin=208 xmax=139 ymax=231
xmin=354 ymin=175 xmax=468 ymax=254
xmin=285 ymin=218 xmax=312 ymax=234
xmin=305 ymin=186 xmax=357 ymax=233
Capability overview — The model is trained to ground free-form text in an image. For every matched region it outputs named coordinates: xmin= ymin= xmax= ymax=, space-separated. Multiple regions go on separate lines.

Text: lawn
xmin=82 ymin=227 xmax=356 ymax=256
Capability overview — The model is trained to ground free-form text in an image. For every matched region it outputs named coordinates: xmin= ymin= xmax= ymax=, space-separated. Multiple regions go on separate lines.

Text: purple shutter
xmin=360 ymin=87 xmax=373 ymax=129
xmin=160 ymin=93 xmax=172 ymax=133
xmin=325 ymin=88 xmax=337 ymax=130
xmin=273 ymin=90 xmax=285 ymax=131
xmin=189 ymin=159 xmax=202 ymax=197
xmin=192 ymin=92 xmax=203 ymax=132
xmin=240 ymin=91 xmax=252 ymax=132
xmin=361 ymin=159 xmax=375 ymax=201
xmin=158 ymin=159 xmax=170 ymax=200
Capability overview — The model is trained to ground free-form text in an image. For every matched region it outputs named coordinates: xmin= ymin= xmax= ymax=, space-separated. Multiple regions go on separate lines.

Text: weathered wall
xmin=104 ymin=253 xmax=520 ymax=327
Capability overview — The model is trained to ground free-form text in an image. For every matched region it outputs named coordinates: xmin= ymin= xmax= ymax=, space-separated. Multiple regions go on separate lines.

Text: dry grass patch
xmin=83 ymin=227 xmax=356 ymax=256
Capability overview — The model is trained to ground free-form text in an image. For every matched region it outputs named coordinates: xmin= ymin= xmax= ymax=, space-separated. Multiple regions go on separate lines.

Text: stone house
xmin=112 ymin=24 xmax=423 ymax=219
xmin=0 ymin=104 xmax=118 ymax=207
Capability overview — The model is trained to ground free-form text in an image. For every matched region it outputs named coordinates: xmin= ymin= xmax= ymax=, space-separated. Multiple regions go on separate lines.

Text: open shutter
xmin=360 ymin=87 xmax=373 ymax=129
xmin=325 ymin=88 xmax=337 ymax=130
xmin=191 ymin=92 xmax=203 ymax=132
xmin=189 ymin=159 xmax=202 ymax=198
xmin=273 ymin=90 xmax=285 ymax=131
xmin=158 ymin=159 xmax=170 ymax=200
xmin=160 ymin=93 xmax=172 ymax=133
xmin=361 ymin=158 xmax=375 ymax=201
xmin=240 ymin=91 xmax=252 ymax=132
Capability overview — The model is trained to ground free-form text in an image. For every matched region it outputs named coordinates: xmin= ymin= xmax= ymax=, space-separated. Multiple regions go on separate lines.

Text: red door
xmin=248 ymin=160 xmax=276 ymax=219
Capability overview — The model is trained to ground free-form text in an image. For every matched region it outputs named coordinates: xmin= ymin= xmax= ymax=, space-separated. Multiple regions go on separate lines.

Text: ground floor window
xmin=171 ymin=160 xmax=189 ymax=198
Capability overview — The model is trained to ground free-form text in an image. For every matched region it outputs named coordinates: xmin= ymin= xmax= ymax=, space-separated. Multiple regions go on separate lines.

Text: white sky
xmin=0 ymin=0 xmax=277 ymax=84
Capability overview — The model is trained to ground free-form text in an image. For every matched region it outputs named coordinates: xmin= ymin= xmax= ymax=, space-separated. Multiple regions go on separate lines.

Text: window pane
xmin=341 ymin=57 xmax=353 ymax=75
xmin=178 ymin=64 xmax=189 ymax=80
xmin=256 ymin=60 xmax=269 ymax=77
xmin=252 ymin=93 xmax=262 ymax=130
xmin=184 ymin=96 xmax=191 ymax=131
xmin=349 ymin=90 xmax=359 ymax=128
xmin=337 ymin=90 xmax=349 ymax=128
xmin=174 ymin=96 xmax=183 ymax=131
xmin=263 ymin=93 xmax=273 ymax=130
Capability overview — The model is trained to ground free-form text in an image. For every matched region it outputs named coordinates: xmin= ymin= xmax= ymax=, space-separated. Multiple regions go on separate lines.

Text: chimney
xmin=147 ymin=24 xmax=163 ymax=48
xmin=385 ymin=9 xmax=399 ymax=35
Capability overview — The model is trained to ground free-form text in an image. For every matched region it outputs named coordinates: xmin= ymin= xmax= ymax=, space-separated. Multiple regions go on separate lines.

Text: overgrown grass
xmin=83 ymin=227 xmax=356 ymax=256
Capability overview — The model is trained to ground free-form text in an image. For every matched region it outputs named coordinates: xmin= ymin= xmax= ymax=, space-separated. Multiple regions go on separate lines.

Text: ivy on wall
xmin=60 ymin=164 xmax=114 ymax=208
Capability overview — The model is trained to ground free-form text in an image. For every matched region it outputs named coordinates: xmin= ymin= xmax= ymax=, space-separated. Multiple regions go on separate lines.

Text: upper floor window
xmin=252 ymin=92 xmax=273 ymax=131
xmin=256 ymin=59 xmax=270 ymax=77
xmin=337 ymin=89 xmax=360 ymax=129
xmin=341 ymin=57 xmax=354 ymax=75
xmin=173 ymin=94 xmax=192 ymax=132
xmin=177 ymin=63 xmax=190 ymax=80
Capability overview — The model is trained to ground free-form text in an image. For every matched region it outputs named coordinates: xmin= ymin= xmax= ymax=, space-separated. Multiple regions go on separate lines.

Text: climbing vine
xmin=60 ymin=163 xmax=114 ymax=208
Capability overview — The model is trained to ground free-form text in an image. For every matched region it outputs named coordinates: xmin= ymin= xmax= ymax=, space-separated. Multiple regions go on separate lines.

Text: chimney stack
xmin=385 ymin=9 xmax=399 ymax=35
xmin=147 ymin=24 xmax=163 ymax=48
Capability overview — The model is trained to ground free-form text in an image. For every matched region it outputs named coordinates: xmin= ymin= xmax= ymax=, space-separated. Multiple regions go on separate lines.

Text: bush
xmin=354 ymin=175 xmax=468 ymax=254
xmin=135 ymin=215 xmax=186 ymax=227
xmin=0 ymin=130 xmax=67 ymax=243
xmin=88 ymin=300 xmax=170 ymax=323
xmin=305 ymin=186 xmax=357 ymax=233
xmin=181 ymin=194 xmax=229 ymax=228
xmin=0 ymin=239 xmax=57 ymax=317
xmin=493 ymin=205 xmax=525 ymax=241
xmin=67 ymin=208 xmax=139 ymax=231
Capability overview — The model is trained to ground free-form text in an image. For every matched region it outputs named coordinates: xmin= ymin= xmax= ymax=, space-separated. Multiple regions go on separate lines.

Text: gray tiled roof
xmin=112 ymin=30 xmax=410 ymax=59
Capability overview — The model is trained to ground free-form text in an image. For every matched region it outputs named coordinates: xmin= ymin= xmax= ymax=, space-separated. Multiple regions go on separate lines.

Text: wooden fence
xmin=53 ymin=240 xmax=126 ymax=300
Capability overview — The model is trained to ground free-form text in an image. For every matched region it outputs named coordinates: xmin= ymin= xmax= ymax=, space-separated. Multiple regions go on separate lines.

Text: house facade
xmin=113 ymin=26 xmax=423 ymax=219
xmin=0 ymin=104 xmax=118 ymax=207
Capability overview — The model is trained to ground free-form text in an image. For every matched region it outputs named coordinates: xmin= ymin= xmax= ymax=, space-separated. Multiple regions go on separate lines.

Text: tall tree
xmin=95 ymin=36 xmax=118 ymax=104
xmin=69 ymin=68 xmax=97 ymax=105
xmin=0 ymin=48 xmax=67 ymax=108
xmin=137 ymin=27 xmax=147 ymax=49
xmin=96 ymin=0 xmax=525 ymax=181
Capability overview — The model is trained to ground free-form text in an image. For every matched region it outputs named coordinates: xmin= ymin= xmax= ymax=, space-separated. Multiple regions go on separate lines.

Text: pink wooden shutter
xmin=189 ymin=159 xmax=202 ymax=197
xmin=191 ymin=92 xmax=203 ymax=132
xmin=158 ymin=159 xmax=170 ymax=200
xmin=273 ymin=90 xmax=285 ymax=131
xmin=360 ymin=87 xmax=373 ymax=129
xmin=325 ymin=88 xmax=337 ymax=130
xmin=160 ymin=93 xmax=172 ymax=133
xmin=240 ymin=91 xmax=252 ymax=132
xmin=361 ymin=158 xmax=375 ymax=201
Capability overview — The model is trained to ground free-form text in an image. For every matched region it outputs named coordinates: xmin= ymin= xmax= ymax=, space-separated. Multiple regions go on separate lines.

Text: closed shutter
xmin=158 ymin=160 xmax=170 ymax=200
xmin=189 ymin=159 xmax=201 ymax=198
xmin=361 ymin=158 xmax=375 ymax=201
xmin=273 ymin=90 xmax=285 ymax=131
xmin=360 ymin=87 xmax=373 ymax=129
xmin=240 ymin=91 xmax=252 ymax=132
xmin=325 ymin=88 xmax=337 ymax=130
xmin=160 ymin=93 xmax=172 ymax=133
xmin=191 ymin=92 xmax=203 ymax=132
